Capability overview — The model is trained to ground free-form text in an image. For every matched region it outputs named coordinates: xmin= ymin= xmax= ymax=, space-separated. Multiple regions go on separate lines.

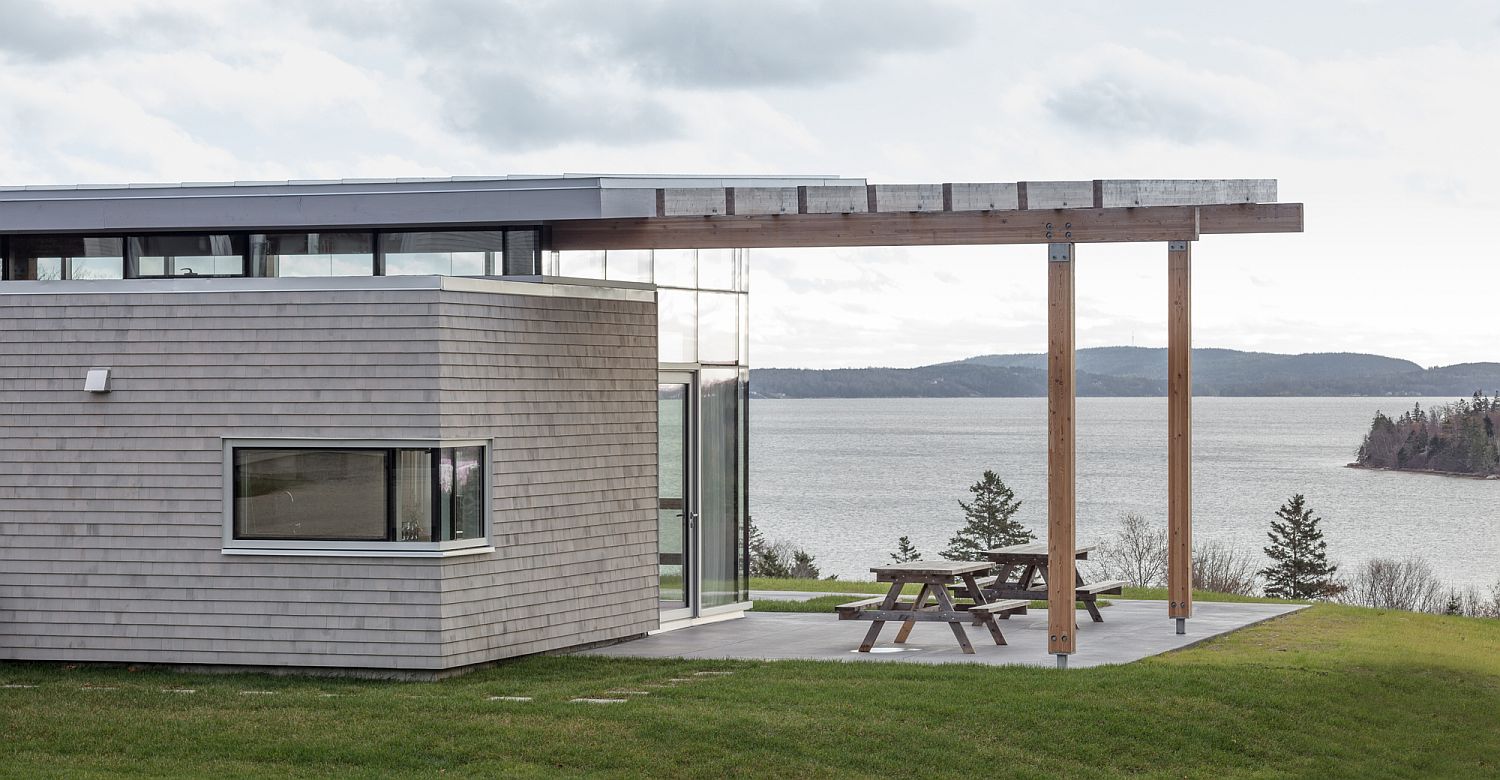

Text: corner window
xmin=225 ymin=441 xmax=491 ymax=555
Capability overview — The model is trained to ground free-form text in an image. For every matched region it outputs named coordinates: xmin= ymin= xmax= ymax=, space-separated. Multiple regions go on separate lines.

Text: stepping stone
xmin=80 ymin=686 xmax=117 ymax=691
xmin=570 ymin=698 xmax=628 ymax=704
xmin=486 ymin=696 xmax=533 ymax=702
xmin=163 ymin=689 xmax=197 ymax=694
xmin=666 ymin=678 xmax=695 ymax=683
xmin=1 ymin=684 xmax=37 ymax=689
xmin=605 ymin=690 xmax=650 ymax=696
xmin=692 ymin=671 xmax=733 ymax=676
xmin=239 ymin=690 xmax=276 ymax=695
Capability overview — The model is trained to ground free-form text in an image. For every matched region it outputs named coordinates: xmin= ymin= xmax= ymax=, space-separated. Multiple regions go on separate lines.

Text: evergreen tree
xmin=789 ymin=549 xmax=821 ymax=579
xmin=940 ymin=471 xmax=1034 ymax=561
xmin=1260 ymin=493 xmax=1341 ymax=599
xmin=890 ymin=535 xmax=922 ymax=563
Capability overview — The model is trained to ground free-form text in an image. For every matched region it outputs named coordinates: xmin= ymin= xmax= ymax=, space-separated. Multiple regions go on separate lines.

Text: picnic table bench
xmin=838 ymin=561 xmax=1027 ymax=654
xmin=947 ymin=543 xmax=1126 ymax=623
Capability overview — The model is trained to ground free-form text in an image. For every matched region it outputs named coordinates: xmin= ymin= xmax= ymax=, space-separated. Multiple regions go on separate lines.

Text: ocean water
xmin=749 ymin=397 xmax=1499 ymax=589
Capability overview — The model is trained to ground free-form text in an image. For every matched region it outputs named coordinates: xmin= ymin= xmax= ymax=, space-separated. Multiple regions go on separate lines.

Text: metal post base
xmin=1175 ymin=618 xmax=1186 ymax=635
xmin=1055 ymin=654 xmax=1069 ymax=669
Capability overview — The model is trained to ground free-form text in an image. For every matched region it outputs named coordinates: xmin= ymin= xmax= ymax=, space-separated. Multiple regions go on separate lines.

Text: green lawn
xmin=2 ymin=606 xmax=1496 ymax=778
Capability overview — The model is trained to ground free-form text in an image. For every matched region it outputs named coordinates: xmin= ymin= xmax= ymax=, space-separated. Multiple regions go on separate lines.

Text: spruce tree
xmin=890 ymin=535 xmax=922 ymax=563
xmin=940 ymin=471 xmax=1034 ymax=561
xmin=1260 ymin=493 xmax=1341 ymax=599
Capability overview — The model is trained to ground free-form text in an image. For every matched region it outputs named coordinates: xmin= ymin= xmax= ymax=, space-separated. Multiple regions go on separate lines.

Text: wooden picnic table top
xmin=983 ymin=542 xmax=1096 ymax=559
xmin=869 ymin=561 xmax=993 ymax=579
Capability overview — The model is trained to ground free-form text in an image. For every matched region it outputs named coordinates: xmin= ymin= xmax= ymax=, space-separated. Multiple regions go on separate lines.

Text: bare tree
xmin=1192 ymin=541 xmax=1259 ymax=596
xmin=1094 ymin=513 xmax=1167 ymax=587
xmin=1340 ymin=558 xmax=1446 ymax=612
xmin=1441 ymin=580 xmax=1500 ymax=618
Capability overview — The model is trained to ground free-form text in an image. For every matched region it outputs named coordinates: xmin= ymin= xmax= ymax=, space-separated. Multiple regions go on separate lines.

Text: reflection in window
xmin=657 ymin=288 xmax=697 ymax=363
xmin=438 ymin=446 xmax=485 ymax=541
xmin=234 ymin=449 xmax=389 ymax=541
xmin=698 ymin=291 xmax=738 ymax=363
xmin=697 ymin=248 xmax=736 ymax=291
xmin=382 ymin=230 xmax=501 ymax=276
xmin=251 ymin=232 xmax=373 ymax=277
xmin=130 ymin=235 xmax=246 ymax=277
xmin=233 ymin=446 xmax=486 ymax=543
xmin=606 ymin=249 xmax=652 ymax=283
xmin=653 ymin=249 xmax=696 ymax=288
xmin=558 ymin=250 xmax=605 ymax=279
xmin=502 ymin=230 xmax=540 ymax=275
xmin=6 ymin=236 xmax=124 ymax=280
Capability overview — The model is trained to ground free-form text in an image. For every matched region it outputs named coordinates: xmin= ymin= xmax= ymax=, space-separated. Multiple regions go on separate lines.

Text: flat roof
xmin=0 ymin=174 xmax=866 ymax=234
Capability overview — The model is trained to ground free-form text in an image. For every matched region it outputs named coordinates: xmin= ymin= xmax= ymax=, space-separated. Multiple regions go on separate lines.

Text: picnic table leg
xmin=932 ymin=586 xmax=975 ymax=654
xmin=858 ymin=582 xmax=904 ymax=652
xmin=894 ymin=583 xmax=930 ymax=644
xmin=1075 ymin=569 xmax=1104 ymax=623
xmin=962 ymin=573 xmax=1008 ymax=645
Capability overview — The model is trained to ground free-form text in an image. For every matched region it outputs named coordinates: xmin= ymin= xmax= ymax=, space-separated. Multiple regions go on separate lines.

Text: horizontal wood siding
xmin=432 ymin=289 xmax=659 ymax=662
xmin=0 ymin=283 xmax=655 ymax=670
xmin=0 ymin=287 xmax=449 ymax=668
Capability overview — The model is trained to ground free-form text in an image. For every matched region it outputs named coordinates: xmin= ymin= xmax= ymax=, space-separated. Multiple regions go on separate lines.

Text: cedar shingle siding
xmin=0 ymin=281 xmax=658 ymax=670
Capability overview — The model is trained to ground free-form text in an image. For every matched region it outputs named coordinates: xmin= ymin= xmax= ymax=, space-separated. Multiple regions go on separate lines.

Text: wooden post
xmin=1168 ymin=241 xmax=1193 ymax=632
xmin=1047 ymin=243 xmax=1076 ymax=662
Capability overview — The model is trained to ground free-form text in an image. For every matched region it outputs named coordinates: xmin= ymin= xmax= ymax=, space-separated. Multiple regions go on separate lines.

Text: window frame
xmin=221 ymin=437 xmax=494 ymax=557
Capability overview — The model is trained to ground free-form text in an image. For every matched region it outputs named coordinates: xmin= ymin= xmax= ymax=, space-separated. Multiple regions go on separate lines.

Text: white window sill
xmin=221 ymin=545 xmax=496 ymax=559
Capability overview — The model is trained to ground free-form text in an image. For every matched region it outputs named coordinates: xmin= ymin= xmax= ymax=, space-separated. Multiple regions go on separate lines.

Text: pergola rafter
xmin=549 ymin=178 xmax=1304 ymax=665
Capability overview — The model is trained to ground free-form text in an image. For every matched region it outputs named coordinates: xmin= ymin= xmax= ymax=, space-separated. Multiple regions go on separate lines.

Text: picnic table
xmin=836 ymin=561 xmax=1028 ymax=654
xmin=951 ymin=543 xmax=1126 ymax=623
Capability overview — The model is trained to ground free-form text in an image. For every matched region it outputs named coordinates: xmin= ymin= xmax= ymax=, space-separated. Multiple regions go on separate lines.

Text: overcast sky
xmin=3 ymin=0 xmax=1497 ymax=368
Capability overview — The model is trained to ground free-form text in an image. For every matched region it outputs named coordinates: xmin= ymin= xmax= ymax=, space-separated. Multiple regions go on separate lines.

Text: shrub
xmin=1339 ymin=558 xmax=1445 ymax=612
xmin=1192 ymin=541 xmax=1259 ymax=596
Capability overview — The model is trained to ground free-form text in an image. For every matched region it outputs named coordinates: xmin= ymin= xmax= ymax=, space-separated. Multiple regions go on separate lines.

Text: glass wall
xmin=252 ymin=232 xmax=374 ymax=277
xmin=6 ymin=236 xmax=124 ymax=280
xmin=553 ymin=247 xmax=752 ymax=610
xmin=1 ymin=228 xmax=543 ymax=281
xmin=130 ymin=234 xmax=246 ymax=277
xmin=382 ymin=230 xmax=497 ymax=276
xmin=699 ymin=368 xmax=743 ymax=608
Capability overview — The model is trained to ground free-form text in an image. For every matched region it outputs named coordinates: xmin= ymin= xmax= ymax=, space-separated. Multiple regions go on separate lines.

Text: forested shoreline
xmin=1356 ymin=393 xmax=1500 ymax=477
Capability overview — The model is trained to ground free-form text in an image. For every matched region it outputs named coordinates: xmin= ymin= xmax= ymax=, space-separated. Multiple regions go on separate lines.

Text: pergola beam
xmin=549 ymin=203 xmax=1301 ymax=251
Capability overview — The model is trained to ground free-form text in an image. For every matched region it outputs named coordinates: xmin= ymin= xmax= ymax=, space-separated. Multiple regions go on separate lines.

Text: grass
xmin=2 ymin=605 xmax=1496 ymax=778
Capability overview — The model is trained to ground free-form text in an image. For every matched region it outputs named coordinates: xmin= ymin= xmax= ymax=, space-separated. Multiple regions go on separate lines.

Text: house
xmin=0 ymin=174 xmax=794 ymax=674
xmin=0 ymin=174 xmax=1302 ymax=672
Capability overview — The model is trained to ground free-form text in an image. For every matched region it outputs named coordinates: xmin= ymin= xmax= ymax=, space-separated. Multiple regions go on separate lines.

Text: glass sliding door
xmin=699 ymin=367 xmax=748 ymax=609
xmin=658 ymin=375 xmax=694 ymax=619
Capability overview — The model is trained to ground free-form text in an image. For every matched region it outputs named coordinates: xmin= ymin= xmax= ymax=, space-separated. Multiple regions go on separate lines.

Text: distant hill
xmin=750 ymin=347 xmax=1500 ymax=399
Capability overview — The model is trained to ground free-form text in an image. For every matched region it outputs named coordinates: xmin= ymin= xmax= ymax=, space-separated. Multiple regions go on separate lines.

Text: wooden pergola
xmin=549 ymin=178 xmax=1304 ymax=664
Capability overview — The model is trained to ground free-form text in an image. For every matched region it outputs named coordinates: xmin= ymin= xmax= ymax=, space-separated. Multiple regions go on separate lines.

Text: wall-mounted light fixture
xmin=84 ymin=367 xmax=112 ymax=393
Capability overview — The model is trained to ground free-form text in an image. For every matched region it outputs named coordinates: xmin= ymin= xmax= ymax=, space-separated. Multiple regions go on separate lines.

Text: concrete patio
xmin=582 ymin=600 xmax=1306 ymax=668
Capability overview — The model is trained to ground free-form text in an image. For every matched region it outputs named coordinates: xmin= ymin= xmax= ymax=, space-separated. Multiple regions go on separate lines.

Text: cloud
xmin=591 ymin=0 xmax=974 ymax=89
xmin=1045 ymin=77 xmax=1251 ymax=145
xmin=0 ymin=0 xmax=199 ymax=62
xmin=440 ymin=70 xmax=683 ymax=150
